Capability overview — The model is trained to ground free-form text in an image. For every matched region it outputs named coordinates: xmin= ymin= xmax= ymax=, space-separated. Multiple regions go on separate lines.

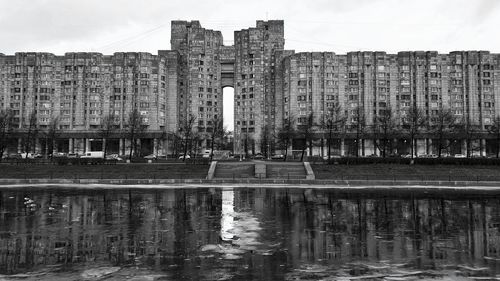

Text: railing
xmin=0 ymin=158 xmax=210 ymax=165
xmin=324 ymin=174 xmax=500 ymax=182
xmin=0 ymin=172 xmax=208 ymax=180
xmin=1 ymin=171 xmax=500 ymax=182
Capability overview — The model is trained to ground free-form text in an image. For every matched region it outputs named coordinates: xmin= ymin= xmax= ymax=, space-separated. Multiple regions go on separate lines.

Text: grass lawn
xmin=0 ymin=163 xmax=209 ymax=179
xmin=312 ymin=164 xmax=500 ymax=181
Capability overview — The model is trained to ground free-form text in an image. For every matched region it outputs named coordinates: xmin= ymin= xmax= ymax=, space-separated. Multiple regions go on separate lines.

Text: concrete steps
xmin=267 ymin=163 xmax=307 ymax=179
xmin=214 ymin=163 xmax=255 ymax=178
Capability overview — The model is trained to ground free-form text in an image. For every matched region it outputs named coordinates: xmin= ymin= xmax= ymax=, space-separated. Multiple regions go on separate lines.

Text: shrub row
xmin=327 ymin=157 xmax=500 ymax=165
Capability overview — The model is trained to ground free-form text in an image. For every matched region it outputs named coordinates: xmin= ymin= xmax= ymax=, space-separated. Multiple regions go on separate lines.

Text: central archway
xmin=222 ymin=86 xmax=234 ymax=132
xmin=222 ymin=86 xmax=234 ymax=153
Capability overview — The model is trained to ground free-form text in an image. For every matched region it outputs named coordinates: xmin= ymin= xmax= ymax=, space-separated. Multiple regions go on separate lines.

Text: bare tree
xmin=24 ymin=111 xmax=38 ymax=154
xmin=179 ymin=114 xmax=196 ymax=162
xmin=207 ymin=115 xmax=224 ymax=161
xmin=373 ymin=107 xmax=397 ymax=158
xmin=44 ymin=116 xmax=60 ymax=158
xmin=297 ymin=113 xmax=316 ymax=161
xmin=0 ymin=109 xmax=14 ymax=161
xmin=99 ymin=114 xmax=117 ymax=159
xmin=402 ymin=106 xmax=427 ymax=158
xmin=171 ymin=132 xmax=183 ymax=157
xmin=321 ymin=103 xmax=346 ymax=159
xmin=431 ymin=108 xmax=457 ymax=158
xmin=219 ymin=128 xmax=232 ymax=151
xmin=487 ymin=115 xmax=500 ymax=158
xmin=242 ymin=131 xmax=250 ymax=159
xmin=126 ymin=108 xmax=145 ymax=161
xmin=351 ymin=106 xmax=366 ymax=157
xmin=276 ymin=116 xmax=296 ymax=161
xmin=260 ymin=125 xmax=273 ymax=159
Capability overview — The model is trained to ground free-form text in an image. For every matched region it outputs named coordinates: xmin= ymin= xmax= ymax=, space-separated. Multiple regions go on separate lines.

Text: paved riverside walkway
xmin=1 ymin=178 xmax=500 ymax=189
xmin=1 ymin=161 xmax=500 ymax=192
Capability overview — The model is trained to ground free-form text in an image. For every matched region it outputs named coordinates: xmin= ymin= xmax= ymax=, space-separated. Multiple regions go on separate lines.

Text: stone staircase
xmin=214 ymin=163 xmax=255 ymax=178
xmin=266 ymin=163 xmax=307 ymax=179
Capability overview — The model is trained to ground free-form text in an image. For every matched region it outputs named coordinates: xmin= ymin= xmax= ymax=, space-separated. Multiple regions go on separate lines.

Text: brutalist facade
xmin=0 ymin=51 xmax=178 ymax=155
xmin=1 ymin=20 xmax=500 ymax=157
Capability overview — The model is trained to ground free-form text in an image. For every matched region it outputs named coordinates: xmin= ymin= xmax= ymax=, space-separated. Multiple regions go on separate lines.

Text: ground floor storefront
xmin=285 ymin=137 xmax=499 ymax=158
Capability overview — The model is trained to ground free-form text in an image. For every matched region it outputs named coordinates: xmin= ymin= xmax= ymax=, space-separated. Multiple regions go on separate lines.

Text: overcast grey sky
xmin=1 ymin=0 xmax=499 ymax=55
xmin=1 ymin=0 xmax=499 ymax=130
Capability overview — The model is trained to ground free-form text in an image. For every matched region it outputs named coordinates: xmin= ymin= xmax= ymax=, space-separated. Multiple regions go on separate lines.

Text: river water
xmin=0 ymin=186 xmax=500 ymax=280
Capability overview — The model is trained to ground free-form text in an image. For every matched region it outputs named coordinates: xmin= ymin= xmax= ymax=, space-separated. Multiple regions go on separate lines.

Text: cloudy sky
xmin=1 ymin=0 xmax=499 ymax=129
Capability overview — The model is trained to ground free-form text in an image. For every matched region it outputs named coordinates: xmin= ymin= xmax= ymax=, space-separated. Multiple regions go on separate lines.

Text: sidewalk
xmin=1 ymin=177 xmax=500 ymax=191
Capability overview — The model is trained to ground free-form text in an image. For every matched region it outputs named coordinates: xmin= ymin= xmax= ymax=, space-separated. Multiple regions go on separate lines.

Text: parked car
xmin=7 ymin=153 xmax=22 ymax=159
xmin=419 ymin=154 xmax=438 ymax=158
xmin=20 ymin=153 xmax=35 ymax=159
xmin=81 ymin=151 xmax=105 ymax=159
xmin=271 ymin=154 xmax=285 ymax=160
xmin=51 ymin=152 xmax=67 ymax=158
xmin=322 ymin=155 xmax=340 ymax=160
xmin=106 ymin=154 xmax=123 ymax=161
xmin=400 ymin=154 xmax=412 ymax=158
xmin=454 ymin=154 xmax=466 ymax=158
xmin=179 ymin=154 xmax=191 ymax=160
xmin=67 ymin=153 xmax=80 ymax=158
xmin=144 ymin=154 xmax=157 ymax=160
xmin=471 ymin=155 xmax=486 ymax=158
xmin=252 ymin=153 xmax=264 ymax=160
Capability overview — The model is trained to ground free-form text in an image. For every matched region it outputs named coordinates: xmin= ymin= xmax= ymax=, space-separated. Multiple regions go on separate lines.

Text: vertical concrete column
xmin=373 ymin=140 xmax=379 ymax=156
xmin=119 ymin=138 xmax=124 ymax=155
xmin=34 ymin=138 xmax=41 ymax=154
xmin=125 ymin=139 xmax=131 ymax=156
xmin=74 ymin=139 xmax=79 ymax=154
xmin=69 ymin=138 xmax=74 ymax=153
xmin=75 ymin=139 xmax=81 ymax=154
xmin=85 ymin=138 xmax=90 ymax=153
xmin=461 ymin=140 xmax=467 ymax=155
xmin=44 ymin=139 xmax=49 ymax=156
xmin=320 ymin=138 xmax=324 ymax=158
xmin=102 ymin=138 xmax=107 ymax=154
xmin=17 ymin=138 xmax=22 ymax=153
xmin=161 ymin=138 xmax=167 ymax=155
xmin=136 ymin=139 xmax=141 ymax=156
xmin=153 ymin=138 xmax=158 ymax=155
xmin=481 ymin=139 xmax=486 ymax=156
xmin=340 ymin=139 xmax=345 ymax=156
xmin=427 ymin=138 xmax=432 ymax=155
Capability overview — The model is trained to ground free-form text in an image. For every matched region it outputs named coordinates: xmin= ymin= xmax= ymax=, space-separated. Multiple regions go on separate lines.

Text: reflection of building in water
xmin=219 ymin=188 xmax=265 ymax=253
xmin=220 ymin=189 xmax=234 ymax=241
xmin=262 ymin=190 xmax=500 ymax=270
xmin=2 ymin=189 xmax=500 ymax=276
xmin=0 ymin=189 xmax=223 ymax=274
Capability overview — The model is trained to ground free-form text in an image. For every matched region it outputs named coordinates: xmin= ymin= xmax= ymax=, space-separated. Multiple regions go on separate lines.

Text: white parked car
xmin=454 ymin=154 xmax=466 ymax=158
xmin=179 ymin=154 xmax=191 ymax=160
xmin=106 ymin=154 xmax=123 ymax=161
xmin=323 ymin=155 xmax=340 ymax=160
xmin=20 ymin=153 xmax=35 ymax=159
xmin=81 ymin=151 xmax=105 ymax=159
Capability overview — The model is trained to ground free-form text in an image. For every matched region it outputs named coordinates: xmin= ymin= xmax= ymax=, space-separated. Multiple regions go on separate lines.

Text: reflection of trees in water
xmin=1 ymin=189 xmax=500 ymax=277
xmin=0 ymin=189 xmax=223 ymax=275
xmin=257 ymin=190 xmax=500 ymax=274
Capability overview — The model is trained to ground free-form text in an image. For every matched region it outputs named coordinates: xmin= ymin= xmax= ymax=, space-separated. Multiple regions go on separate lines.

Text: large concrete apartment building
xmin=1 ymin=20 xmax=499 ymax=157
